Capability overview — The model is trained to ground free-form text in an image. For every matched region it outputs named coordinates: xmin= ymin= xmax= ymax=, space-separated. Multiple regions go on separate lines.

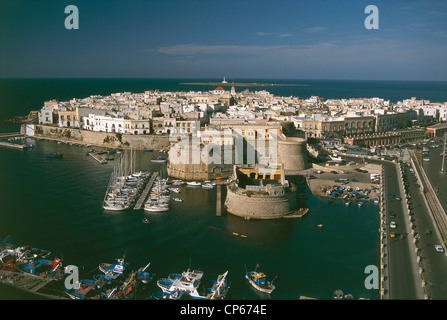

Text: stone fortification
xmin=26 ymin=125 xmax=170 ymax=150
xmin=167 ymin=121 xmax=310 ymax=181
xmin=224 ymin=184 xmax=307 ymax=219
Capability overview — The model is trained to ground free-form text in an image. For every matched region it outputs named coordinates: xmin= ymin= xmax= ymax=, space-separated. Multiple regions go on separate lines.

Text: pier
xmin=0 ymin=132 xmax=28 ymax=149
xmin=0 ymin=141 xmax=29 ymax=149
xmin=134 ymin=172 xmax=159 ymax=210
xmin=0 ymin=132 xmax=24 ymax=139
xmin=89 ymin=152 xmax=108 ymax=164
xmin=0 ymin=270 xmax=59 ymax=299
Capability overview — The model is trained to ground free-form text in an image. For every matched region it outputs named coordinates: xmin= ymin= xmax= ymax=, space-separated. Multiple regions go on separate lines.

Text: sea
xmin=0 ymin=78 xmax=446 ymax=301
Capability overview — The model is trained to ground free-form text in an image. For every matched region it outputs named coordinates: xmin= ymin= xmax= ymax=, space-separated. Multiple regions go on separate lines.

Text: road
xmin=416 ymin=145 xmax=447 ymax=299
xmin=339 ymin=153 xmax=447 ymax=299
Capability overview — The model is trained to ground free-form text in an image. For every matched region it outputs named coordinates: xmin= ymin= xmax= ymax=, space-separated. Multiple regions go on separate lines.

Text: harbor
xmin=0 ymin=138 xmax=380 ymax=300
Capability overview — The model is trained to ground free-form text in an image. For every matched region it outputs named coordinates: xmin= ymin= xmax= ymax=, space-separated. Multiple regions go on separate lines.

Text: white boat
xmin=103 ymin=149 xmax=149 ymax=211
xmin=358 ymin=201 xmax=364 ymax=207
xmin=168 ymin=187 xmax=181 ymax=193
xmin=157 ymin=269 xmax=206 ymax=300
xmin=187 ymin=181 xmax=201 ymax=187
xmin=344 ymin=200 xmax=351 ymax=206
xmin=144 ymin=203 xmax=169 ymax=212
xmin=172 ymin=198 xmax=183 ymax=202
xmin=201 ymin=183 xmax=215 ymax=189
xmin=99 ymin=257 xmax=128 ymax=280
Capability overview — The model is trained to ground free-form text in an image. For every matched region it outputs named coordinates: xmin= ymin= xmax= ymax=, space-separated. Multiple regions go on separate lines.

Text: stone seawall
xmin=29 ymin=125 xmax=170 ymax=150
xmin=224 ymin=186 xmax=307 ymax=219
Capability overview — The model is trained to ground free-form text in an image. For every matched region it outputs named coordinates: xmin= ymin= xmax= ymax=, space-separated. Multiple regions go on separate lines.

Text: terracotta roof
xmin=214 ymin=86 xmax=225 ymax=91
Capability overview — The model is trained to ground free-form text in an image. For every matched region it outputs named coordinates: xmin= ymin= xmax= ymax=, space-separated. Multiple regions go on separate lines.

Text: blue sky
xmin=1 ymin=0 xmax=446 ymax=80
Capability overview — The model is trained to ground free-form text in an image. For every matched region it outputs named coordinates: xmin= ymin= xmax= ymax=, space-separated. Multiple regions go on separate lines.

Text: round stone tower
xmin=278 ymin=122 xmax=310 ymax=175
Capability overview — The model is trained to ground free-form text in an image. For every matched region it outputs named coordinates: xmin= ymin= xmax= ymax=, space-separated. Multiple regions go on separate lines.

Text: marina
xmin=0 ymin=138 xmax=381 ymax=299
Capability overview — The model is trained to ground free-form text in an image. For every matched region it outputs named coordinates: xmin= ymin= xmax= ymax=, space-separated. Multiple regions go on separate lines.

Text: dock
xmin=0 ymin=270 xmax=59 ymax=298
xmin=0 ymin=141 xmax=29 ymax=149
xmin=0 ymin=132 xmax=24 ymax=139
xmin=134 ymin=172 xmax=159 ymax=210
xmin=89 ymin=152 xmax=108 ymax=164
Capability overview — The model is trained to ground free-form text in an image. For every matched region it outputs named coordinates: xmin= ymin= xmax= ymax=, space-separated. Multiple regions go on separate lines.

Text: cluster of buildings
xmin=37 ymin=85 xmax=447 ymax=148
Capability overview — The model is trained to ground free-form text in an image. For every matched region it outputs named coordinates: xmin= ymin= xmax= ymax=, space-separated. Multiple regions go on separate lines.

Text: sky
xmin=0 ymin=0 xmax=446 ymax=81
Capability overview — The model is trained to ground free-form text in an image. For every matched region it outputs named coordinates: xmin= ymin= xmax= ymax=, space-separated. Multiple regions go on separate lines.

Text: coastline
xmin=180 ymin=82 xmax=308 ymax=87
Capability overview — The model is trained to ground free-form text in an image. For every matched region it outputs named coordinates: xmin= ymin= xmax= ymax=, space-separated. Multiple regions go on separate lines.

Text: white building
xmin=83 ymin=114 xmax=150 ymax=134
xmin=38 ymin=106 xmax=55 ymax=125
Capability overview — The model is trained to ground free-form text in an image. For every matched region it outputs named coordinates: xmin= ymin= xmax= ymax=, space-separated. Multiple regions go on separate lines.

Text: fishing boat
xmin=245 ymin=265 xmax=276 ymax=294
xmin=157 ymin=269 xmax=206 ymax=300
xmin=201 ymin=183 xmax=215 ymax=189
xmin=172 ymin=197 xmax=183 ymax=202
xmin=358 ymin=201 xmax=364 ymax=207
xmin=102 ymin=271 xmax=139 ymax=299
xmin=345 ymin=200 xmax=351 ymax=206
xmin=46 ymin=153 xmax=63 ymax=159
xmin=65 ymin=279 xmax=100 ymax=300
xmin=99 ymin=257 xmax=128 ymax=280
xmin=168 ymin=187 xmax=181 ymax=193
xmin=205 ymin=271 xmax=230 ymax=300
xmin=152 ymin=290 xmax=184 ymax=300
xmin=142 ymin=218 xmax=150 ymax=224
xmin=135 ymin=261 xmax=155 ymax=284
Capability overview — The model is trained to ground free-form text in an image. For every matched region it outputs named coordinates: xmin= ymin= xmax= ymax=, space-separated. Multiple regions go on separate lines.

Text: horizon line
xmin=1 ymin=77 xmax=447 ymax=83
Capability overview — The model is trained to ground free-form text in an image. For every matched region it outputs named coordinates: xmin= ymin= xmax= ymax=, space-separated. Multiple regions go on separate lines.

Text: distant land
xmin=180 ymin=81 xmax=308 ymax=87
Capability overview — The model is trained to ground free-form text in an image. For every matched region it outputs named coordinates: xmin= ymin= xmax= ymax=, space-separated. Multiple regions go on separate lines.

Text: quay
xmin=89 ymin=152 xmax=108 ymax=164
xmin=0 ymin=132 xmax=28 ymax=149
xmin=134 ymin=172 xmax=159 ymax=210
xmin=0 ymin=141 xmax=29 ymax=150
xmin=0 ymin=132 xmax=24 ymax=139
xmin=0 ymin=270 xmax=64 ymax=299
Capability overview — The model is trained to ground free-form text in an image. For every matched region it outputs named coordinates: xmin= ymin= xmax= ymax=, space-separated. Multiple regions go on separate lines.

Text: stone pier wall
xmin=29 ymin=125 xmax=170 ymax=150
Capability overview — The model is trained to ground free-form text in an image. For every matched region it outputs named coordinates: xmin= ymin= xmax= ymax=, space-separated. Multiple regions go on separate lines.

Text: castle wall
xmin=224 ymin=186 xmax=301 ymax=219
xmin=278 ymin=137 xmax=309 ymax=174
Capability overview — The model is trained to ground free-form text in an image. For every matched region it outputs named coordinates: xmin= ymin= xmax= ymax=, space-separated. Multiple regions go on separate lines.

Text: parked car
xmin=435 ymin=245 xmax=445 ymax=253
